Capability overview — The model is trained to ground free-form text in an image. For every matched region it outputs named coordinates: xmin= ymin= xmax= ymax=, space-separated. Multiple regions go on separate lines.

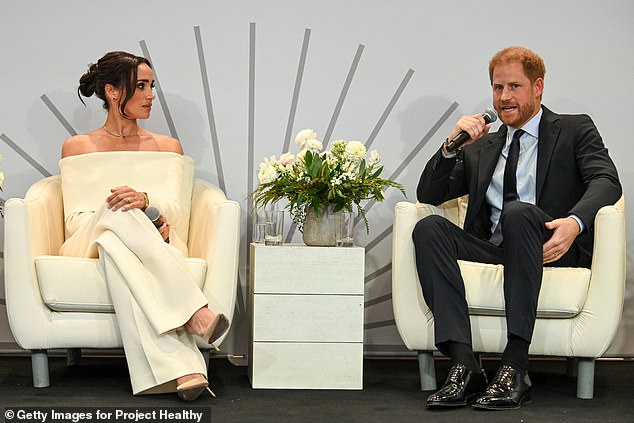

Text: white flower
xmin=279 ymin=152 xmax=295 ymax=168
xmin=257 ymin=155 xmax=278 ymax=184
xmin=295 ymin=129 xmax=318 ymax=149
xmin=345 ymin=140 xmax=366 ymax=159
xmin=369 ymin=150 xmax=380 ymax=164
xmin=305 ymin=138 xmax=323 ymax=152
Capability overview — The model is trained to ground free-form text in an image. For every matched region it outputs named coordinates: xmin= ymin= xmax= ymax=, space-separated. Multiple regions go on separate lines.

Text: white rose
xmin=345 ymin=140 xmax=366 ymax=159
xmin=257 ymin=156 xmax=278 ymax=184
xmin=295 ymin=129 xmax=318 ymax=149
xmin=305 ymin=138 xmax=323 ymax=151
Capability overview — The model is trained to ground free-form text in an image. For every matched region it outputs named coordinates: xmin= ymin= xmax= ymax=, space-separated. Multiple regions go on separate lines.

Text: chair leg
xmin=31 ymin=349 xmax=50 ymax=388
xmin=418 ymin=351 xmax=437 ymax=391
xmin=576 ymin=358 xmax=595 ymax=399
xmin=67 ymin=348 xmax=82 ymax=367
xmin=566 ymin=357 xmax=579 ymax=377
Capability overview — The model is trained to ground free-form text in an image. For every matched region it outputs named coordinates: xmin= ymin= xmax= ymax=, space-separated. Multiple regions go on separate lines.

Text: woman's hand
xmin=157 ymin=216 xmax=171 ymax=242
xmin=107 ymin=186 xmax=146 ymax=211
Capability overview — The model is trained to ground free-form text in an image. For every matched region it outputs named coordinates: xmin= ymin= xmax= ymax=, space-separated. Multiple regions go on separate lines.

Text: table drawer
xmin=250 ymin=342 xmax=363 ymax=389
xmin=252 ymin=294 xmax=363 ymax=342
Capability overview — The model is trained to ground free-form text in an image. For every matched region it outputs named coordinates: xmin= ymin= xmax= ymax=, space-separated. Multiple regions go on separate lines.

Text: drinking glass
xmin=264 ymin=210 xmax=284 ymax=246
xmin=335 ymin=211 xmax=354 ymax=247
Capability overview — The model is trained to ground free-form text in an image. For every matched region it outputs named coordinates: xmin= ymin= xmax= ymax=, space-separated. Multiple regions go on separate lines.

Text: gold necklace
xmin=102 ymin=125 xmax=141 ymax=138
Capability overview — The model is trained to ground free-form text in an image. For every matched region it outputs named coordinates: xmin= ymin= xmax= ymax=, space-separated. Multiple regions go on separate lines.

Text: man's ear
xmin=532 ymin=78 xmax=544 ymax=98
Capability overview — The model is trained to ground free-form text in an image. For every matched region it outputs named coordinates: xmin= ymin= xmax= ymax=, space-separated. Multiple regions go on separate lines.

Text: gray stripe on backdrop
xmin=364 ymin=225 xmax=393 ymax=254
xmin=139 ymin=40 xmax=179 ymax=140
xmin=365 ymin=69 xmax=414 ymax=150
xmin=0 ymin=133 xmax=52 ymax=177
xmin=365 ymin=262 xmax=392 ymax=284
xmin=365 ymin=293 xmax=392 ymax=308
xmin=364 ymin=319 xmax=396 ymax=330
xmin=247 ymin=22 xmax=256 ymax=247
xmin=354 ymin=101 xmax=460 ymax=228
xmin=40 ymin=94 xmax=77 ymax=136
xmin=322 ymin=44 xmax=365 ymax=148
xmin=282 ymin=28 xmax=311 ymax=155
xmin=194 ymin=26 xmax=226 ymax=192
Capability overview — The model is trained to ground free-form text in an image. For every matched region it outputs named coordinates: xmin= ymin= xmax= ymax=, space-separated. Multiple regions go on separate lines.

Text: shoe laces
xmin=493 ymin=365 xmax=516 ymax=387
xmin=447 ymin=364 xmax=466 ymax=383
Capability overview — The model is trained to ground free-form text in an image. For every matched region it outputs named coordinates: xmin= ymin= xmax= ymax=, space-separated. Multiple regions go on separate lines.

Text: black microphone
xmin=445 ymin=108 xmax=498 ymax=153
xmin=144 ymin=206 xmax=163 ymax=228
xmin=144 ymin=206 xmax=169 ymax=243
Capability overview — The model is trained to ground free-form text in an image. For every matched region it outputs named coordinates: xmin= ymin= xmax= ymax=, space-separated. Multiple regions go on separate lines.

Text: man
xmin=412 ymin=46 xmax=621 ymax=410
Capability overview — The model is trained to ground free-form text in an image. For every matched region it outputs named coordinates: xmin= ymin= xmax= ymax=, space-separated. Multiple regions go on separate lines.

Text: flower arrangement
xmin=252 ymin=129 xmax=405 ymax=232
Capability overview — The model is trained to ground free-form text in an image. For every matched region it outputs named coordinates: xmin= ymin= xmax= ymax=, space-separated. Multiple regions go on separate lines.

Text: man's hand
xmin=543 ymin=217 xmax=580 ymax=264
xmin=444 ymin=114 xmax=492 ymax=153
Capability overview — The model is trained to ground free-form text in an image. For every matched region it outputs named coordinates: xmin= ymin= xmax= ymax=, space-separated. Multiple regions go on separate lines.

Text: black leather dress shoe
xmin=426 ymin=364 xmax=488 ymax=408
xmin=471 ymin=364 xmax=532 ymax=410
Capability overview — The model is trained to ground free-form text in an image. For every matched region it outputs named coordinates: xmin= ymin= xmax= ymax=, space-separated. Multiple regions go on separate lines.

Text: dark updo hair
xmin=77 ymin=51 xmax=152 ymax=118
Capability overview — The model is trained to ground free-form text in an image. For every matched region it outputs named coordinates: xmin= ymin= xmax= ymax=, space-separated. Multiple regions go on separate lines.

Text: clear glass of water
xmin=264 ymin=210 xmax=284 ymax=246
xmin=335 ymin=211 xmax=354 ymax=247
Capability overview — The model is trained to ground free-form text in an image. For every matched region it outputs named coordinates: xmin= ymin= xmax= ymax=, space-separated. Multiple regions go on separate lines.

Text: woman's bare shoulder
xmin=61 ymin=133 xmax=98 ymax=158
xmin=148 ymin=131 xmax=184 ymax=154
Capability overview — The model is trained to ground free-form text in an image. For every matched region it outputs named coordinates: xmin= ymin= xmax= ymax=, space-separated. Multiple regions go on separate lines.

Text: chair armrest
xmin=572 ymin=197 xmax=626 ymax=356
xmin=3 ymin=176 xmax=64 ymax=348
xmin=391 ymin=201 xmax=438 ymax=350
xmin=187 ymin=179 xmax=241 ymax=341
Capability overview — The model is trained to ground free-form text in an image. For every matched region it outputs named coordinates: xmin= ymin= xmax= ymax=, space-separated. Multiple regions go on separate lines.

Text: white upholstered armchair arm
xmin=571 ymin=197 xmax=626 ymax=357
xmin=391 ymin=201 xmax=443 ymax=350
xmin=4 ymin=176 xmax=64 ymax=348
xmin=187 ymin=179 xmax=241 ymax=342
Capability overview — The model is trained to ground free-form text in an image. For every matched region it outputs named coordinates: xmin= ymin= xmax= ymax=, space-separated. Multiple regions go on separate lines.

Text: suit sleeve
xmin=416 ymin=146 xmax=468 ymax=205
xmin=569 ymin=115 xmax=621 ymax=229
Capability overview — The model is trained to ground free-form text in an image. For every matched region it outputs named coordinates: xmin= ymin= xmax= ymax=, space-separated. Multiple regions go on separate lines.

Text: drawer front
xmin=250 ymin=342 xmax=363 ymax=389
xmin=250 ymin=244 xmax=364 ymax=294
xmin=252 ymin=294 xmax=363 ymax=342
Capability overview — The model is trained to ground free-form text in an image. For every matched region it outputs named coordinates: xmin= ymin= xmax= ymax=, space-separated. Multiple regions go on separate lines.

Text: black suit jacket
xmin=417 ymin=105 xmax=622 ymax=258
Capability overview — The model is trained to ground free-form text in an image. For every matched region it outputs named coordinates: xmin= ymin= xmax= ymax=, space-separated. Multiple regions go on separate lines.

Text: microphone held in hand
xmin=144 ymin=206 xmax=169 ymax=243
xmin=144 ymin=206 xmax=163 ymax=228
xmin=445 ymin=108 xmax=498 ymax=153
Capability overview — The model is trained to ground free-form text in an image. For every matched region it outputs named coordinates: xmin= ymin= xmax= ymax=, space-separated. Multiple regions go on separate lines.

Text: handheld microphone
xmin=445 ymin=108 xmax=498 ymax=153
xmin=144 ymin=206 xmax=169 ymax=243
xmin=144 ymin=206 xmax=163 ymax=228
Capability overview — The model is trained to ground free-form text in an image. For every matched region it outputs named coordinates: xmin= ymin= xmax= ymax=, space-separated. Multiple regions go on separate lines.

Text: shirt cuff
xmin=569 ymin=214 xmax=585 ymax=234
xmin=441 ymin=140 xmax=457 ymax=158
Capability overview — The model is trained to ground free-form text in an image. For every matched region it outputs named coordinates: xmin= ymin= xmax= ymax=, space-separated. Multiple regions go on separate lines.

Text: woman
xmin=60 ymin=51 xmax=229 ymax=401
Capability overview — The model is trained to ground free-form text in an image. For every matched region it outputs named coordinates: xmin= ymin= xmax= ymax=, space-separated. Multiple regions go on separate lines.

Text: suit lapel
xmin=536 ymin=106 xmax=561 ymax=202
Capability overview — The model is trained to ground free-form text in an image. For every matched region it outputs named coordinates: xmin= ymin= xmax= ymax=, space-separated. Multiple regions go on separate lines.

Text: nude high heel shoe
xmin=186 ymin=311 xmax=230 ymax=351
xmin=176 ymin=374 xmax=215 ymax=401
xmin=202 ymin=313 xmax=230 ymax=349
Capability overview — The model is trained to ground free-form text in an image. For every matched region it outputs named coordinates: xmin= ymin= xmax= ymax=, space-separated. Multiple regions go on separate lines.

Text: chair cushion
xmin=35 ymin=255 xmax=207 ymax=313
xmin=459 ymin=260 xmax=591 ymax=318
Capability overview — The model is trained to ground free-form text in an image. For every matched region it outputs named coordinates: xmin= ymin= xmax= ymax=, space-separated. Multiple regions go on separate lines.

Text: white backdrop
xmin=1 ymin=0 xmax=632 ymax=356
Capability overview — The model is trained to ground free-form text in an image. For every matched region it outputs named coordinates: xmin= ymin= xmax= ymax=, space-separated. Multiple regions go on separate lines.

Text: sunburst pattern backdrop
xmin=1 ymin=0 xmax=633 ymax=357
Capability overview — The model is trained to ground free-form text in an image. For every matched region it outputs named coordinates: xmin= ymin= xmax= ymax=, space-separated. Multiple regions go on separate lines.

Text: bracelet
xmin=141 ymin=192 xmax=149 ymax=211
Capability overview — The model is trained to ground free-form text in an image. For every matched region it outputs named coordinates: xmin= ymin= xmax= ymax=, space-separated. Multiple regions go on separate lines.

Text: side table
xmin=248 ymin=243 xmax=365 ymax=389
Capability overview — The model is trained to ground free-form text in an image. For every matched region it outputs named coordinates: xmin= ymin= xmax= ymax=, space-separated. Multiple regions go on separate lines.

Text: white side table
xmin=248 ymin=243 xmax=365 ymax=389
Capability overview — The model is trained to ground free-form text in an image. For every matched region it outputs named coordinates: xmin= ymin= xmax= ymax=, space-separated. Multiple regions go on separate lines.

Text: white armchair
xmin=392 ymin=196 xmax=626 ymax=399
xmin=4 ymin=172 xmax=241 ymax=388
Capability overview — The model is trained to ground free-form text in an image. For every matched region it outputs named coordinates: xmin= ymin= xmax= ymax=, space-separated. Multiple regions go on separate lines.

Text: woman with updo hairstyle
xmin=60 ymin=51 xmax=229 ymax=401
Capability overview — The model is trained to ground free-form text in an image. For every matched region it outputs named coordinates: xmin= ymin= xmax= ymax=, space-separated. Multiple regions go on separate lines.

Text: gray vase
xmin=302 ymin=204 xmax=339 ymax=247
